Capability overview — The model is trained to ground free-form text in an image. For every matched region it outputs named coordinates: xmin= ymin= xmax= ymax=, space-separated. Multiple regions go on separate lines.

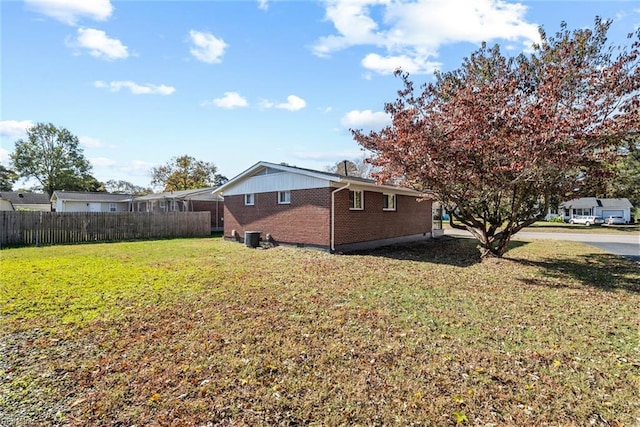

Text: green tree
xmin=10 ymin=122 xmax=95 ymax=197
xmin=325 ymin=156 xmax=376 ymax=178
xmin=0 ymin=165 xmax=19 ymax=191
xmin=150 ymin=155 xmax=219 ymax=191
xmin=576 ymin=135 xmax=640 ymax=213
xmin=354 ymin=19 xmax=639 ymax=257
xmin=104 ymin=179 xmax=152 ymax=195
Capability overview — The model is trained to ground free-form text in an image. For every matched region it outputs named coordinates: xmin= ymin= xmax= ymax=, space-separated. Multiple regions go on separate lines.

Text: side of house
xmin=132 ymin=188 xmax=224 ymax=231
xmin=0 ymin=198 xmax=14 ymax=211
xmin=0 ymin=192 xmax=51 ymax=211
xmin=215 ymin=161 xmax=432 ymax=252
xmin=560 ymin=197 xmax=634 ymax=223
xmin=51 ymin=191 xmax=133 ymax=212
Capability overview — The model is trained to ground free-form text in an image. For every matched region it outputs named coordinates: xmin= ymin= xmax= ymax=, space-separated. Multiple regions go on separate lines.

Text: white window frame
xmin=109 ymin=203 xmax=117 ymax=212
xmin=349 ymin=190 xmax=364 ymax=210
xmin=159 ymin=201 xmax=166 ymax=211
xmin=278 ymin=191 xmax=291 ymax=205
xmin=170 ymin=200 xmax=178 ymax=212
xmin=244 ymin=193 xmax=255 ymax=206
xmin=383 ymin=193 xmax=396 ymax=211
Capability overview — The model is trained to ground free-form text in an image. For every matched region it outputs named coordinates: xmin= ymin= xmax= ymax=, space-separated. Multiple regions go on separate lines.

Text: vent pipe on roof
xmin=343 ymin=160 xmax=348 ymax=177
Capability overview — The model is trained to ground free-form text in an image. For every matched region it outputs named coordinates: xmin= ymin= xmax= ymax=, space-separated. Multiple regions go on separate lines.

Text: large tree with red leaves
xmin=354 ymin=18 xmax=639 ymax=257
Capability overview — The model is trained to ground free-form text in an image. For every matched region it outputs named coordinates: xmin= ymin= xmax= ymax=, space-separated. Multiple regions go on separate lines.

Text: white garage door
xmin=602 ymin=210 xmax=624 ymax=218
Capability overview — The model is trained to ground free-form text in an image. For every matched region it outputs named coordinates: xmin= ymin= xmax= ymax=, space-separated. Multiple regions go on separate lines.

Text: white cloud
xmin=257 ymin=0 xmax=269 ymax=11
xmin=361 ymin=53 xmax=440 ymax=75
xmin=79 ymin=135 xmax=103 ymax=148
xmin=25 ymin=0 xmax=113 ymax=25
xmin=0 ymin=120 xmax=34 ymax=139
xmin=258 ymin=95 xmax=306 ymax=111
xmin=313 ymin=0 xmax=540 ymax=75
xmin=0 ymin=148 xmax=10 ymax=164
xmin=66 ymin=28 xmax=129 ymax=60
xmin=277 ymin=95 xmax=306 ymax=111
xmin=94 ymin=80 xmax=176 ymax=95
xmin=258 ymin=99 xmax=275 ymax=110
xmin=129 ymin=160 xmax=154 ymax=175
xmin=202 ymin=92 xmax=249 ymax=109
xmin=90 ymin=157 xmax=117 ymax=167
xmin=313 ymin=0 xmax=386 ymax=57
xmin=341 ymin=110 xmax=390 ymax=130
xmin=189 ymin=30 xmax=227 ymax=64
xmin=291 ymin=149 xmax=364 ymax=162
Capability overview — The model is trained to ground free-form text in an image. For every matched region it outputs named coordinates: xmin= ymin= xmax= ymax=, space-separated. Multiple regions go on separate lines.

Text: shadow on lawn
xmin=509 ymin=253 xmax=640 ymax=293
xmin=348 ymin=236 xmax=528 ymax=267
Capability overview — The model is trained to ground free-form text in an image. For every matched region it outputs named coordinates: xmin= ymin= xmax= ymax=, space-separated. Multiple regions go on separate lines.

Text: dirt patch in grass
xmin=1 ymin=237 xmax=639 ymax=426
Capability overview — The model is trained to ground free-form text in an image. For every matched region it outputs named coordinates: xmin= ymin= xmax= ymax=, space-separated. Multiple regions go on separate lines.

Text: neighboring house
xmin=214 ymin=161 xmax=433 ymax=252
xmin=0 ymin=192 xmax=51 ymax=211
xmin=559 ymin=197 xmax=634 ymax=223
xmin=51 ymin=191 xmax=133 ymax=213
xmin=0 ymin=198 xmax=14 ymax=211
xmin=133 ymin=188 xmax=224 ymax=231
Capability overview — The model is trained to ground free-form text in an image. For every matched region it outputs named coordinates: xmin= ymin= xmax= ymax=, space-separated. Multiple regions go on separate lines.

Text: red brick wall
xmin=191 ymin=200 xmax=224 ymax=229
xmin=223 ymin=188 xmax=332 ymax=246
xmin=224 ymin=187 xmax=432 ymax=248
xmin=333 ymin=190 xmax=431 ymax=245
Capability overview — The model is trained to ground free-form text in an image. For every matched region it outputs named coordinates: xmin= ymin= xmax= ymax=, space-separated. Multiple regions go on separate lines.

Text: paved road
xmin=444 ymin=229 xmax=640 ymax=262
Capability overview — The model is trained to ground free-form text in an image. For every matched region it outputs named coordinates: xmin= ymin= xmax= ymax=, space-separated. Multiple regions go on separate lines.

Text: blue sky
xmin=1 ymin=0 xmax=638 ymax=190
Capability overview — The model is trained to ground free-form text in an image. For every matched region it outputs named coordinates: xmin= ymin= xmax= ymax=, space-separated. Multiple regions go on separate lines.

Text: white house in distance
xmin=0 ymin=192 xmax=51 ymax=211
xmin=51 ymin=191 xmax=133 ymax=212
xmin=560 ymin=197 xmax=634 ymax=223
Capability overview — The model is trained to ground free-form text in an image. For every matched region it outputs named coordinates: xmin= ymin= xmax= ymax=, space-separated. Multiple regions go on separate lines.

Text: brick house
xmin=214 ymin=161 xmax=432 ymax=252
xmin=132 ymin=188 xmax=224 ymax=231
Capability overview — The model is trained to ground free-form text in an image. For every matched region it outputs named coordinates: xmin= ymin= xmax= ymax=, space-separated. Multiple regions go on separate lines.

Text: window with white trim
xmin=159 ymin=201 xmax=166 ymax=211
xmin=170 ymin=200 xmax=178 ymax=211
xmin=573 ymin=208 xmax=591 ymax=216
xmin=244 ymin=193 xmax=255 ymax=206
xmin=109 ymin=203 xmax=117 ymax=212
xmin=278 ymin=191 xmax=291 ymax=204
xmin=349 ymin=190 xmax=364 ymax=210
xmin=383 ymin=193 xmax=396 ymax=211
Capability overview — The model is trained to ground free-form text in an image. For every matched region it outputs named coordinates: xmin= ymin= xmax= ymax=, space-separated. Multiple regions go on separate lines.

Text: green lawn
xmin=1 ymin=237 xmax=639 ymax=426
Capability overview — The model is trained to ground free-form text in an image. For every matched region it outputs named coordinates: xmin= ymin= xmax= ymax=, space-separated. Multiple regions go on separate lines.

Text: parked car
xmin=569 ymin=215 xmax=604 ymax=226
xmin=605 ymin=216 xmax=626 ymax=225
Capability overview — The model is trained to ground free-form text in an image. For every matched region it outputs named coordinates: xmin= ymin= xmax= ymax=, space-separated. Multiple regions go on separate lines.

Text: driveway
xmin=444 ymin=229 xmax=640 ymax=262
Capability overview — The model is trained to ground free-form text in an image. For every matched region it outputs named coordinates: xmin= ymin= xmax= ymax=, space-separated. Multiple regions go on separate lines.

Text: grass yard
xmin=1 ymin=237 xmax=639 ymax=426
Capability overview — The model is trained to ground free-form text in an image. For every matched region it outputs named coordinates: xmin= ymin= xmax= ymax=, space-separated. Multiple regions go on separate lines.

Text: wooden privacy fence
xmin=0 ymin=211 xmax=211 ymax=248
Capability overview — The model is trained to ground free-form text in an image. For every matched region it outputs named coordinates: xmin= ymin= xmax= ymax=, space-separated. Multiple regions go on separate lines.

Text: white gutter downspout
xmin=331 ymin=182 xmax=350 ymax=253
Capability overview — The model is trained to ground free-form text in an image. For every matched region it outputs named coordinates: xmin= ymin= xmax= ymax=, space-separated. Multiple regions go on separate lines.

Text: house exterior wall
xmin=0 ymin=200 xmax=14 ymax=211
xmin=333 ymin=190 xmax=432 ymax=247
xmin=133 ymin=200 xmax=185 ymax=212
xmin=223 ymin=188 xmax=332 ymax=247
xmin=222 ymin=171 xmax=330 ymax=196
xmin=192 ymin=200 xmax=225 ymax=230
xmin=13 ymin=203 xmax=51 ymax=212
xmin=561 ymin=198 xmax=633 ymax=223
xmin=56 ymin=200 xmax=130 ymax=212
xmin=594 ymin=207 xmax=631 ymax=223
xmin=223 ymin=187 xmax=432 ymax=250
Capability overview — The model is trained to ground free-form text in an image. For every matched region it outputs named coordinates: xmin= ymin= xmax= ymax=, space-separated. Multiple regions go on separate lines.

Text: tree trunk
xmin=477 ymin=232 xmax=512 ymax=258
